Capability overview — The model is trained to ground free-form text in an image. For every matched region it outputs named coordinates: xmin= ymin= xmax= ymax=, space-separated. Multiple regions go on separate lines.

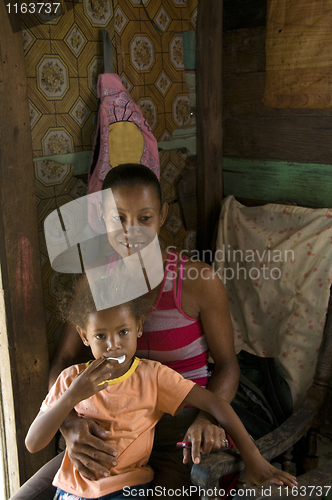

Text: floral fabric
xmin=214 ymin=196 xmax=332 ymax=408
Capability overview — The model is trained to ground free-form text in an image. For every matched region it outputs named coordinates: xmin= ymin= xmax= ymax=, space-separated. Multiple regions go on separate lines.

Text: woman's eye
xmin=119 ymin=329 xmax=129 ymax=336
xmin=140 ymin=216 xmax=151 ymax=222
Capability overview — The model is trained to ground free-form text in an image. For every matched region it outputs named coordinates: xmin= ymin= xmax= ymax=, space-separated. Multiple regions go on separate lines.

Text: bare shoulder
xmin=182 ymin=256 xmax=224 ymax=286
xmin=179 ymin=255 xmax=228 ymax=317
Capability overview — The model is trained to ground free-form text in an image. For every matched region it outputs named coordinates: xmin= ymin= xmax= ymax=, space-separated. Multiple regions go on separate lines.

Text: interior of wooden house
xmin=1 ymin=0 xmax=332 ymax=499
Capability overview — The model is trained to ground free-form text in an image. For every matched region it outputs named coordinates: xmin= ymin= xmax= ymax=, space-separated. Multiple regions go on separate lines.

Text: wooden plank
xmin=196 ymin=0 xmax=223 ymax=255
xmin=223 ymin=26 xmax=266 ymax=75
xmin=223 ymin=116 xmax=332 ymax=164
xmin=183 ymin=31 xmax=196 ymax=70
xmin=223 ymin=0 xmax=266 ymax=31
xmin=223 ymin=158 xmax=332 ymax=208
xmin=223 ymin=26 xmax=332 ymax=164
xmin=0 ymin=3 xmax=54 ymax=493
xmin=223 ymin=71 xmax=332 ymax=117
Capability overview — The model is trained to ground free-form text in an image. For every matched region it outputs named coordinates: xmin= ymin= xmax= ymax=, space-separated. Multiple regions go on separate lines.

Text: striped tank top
xmin=136 ymin=251 xmax=209 ymax=387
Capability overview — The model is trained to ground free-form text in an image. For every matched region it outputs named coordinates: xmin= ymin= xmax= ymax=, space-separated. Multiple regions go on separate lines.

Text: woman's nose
xmin=123 ymin=224 xmax=142 ymax=236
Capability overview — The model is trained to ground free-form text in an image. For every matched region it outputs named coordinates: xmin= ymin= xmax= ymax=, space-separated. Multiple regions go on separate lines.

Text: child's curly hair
xmin=58 ymin=273 xmax=153 ymax=330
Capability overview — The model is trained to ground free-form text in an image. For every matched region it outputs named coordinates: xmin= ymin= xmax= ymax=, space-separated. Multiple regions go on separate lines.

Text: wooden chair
xmin=191 ymin=163 xmax=332 ymax=498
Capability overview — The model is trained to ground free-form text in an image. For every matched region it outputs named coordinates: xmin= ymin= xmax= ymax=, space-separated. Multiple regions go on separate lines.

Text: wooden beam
xmin=222 ymin=26 xmax=332 ymax=164
xmin=196 ymin=0 xmax=223 ymax=257
xmin=0 ymin=3 xmax=54 ymax=494
xmin=223 ymin=158 xmax=332 ymax=208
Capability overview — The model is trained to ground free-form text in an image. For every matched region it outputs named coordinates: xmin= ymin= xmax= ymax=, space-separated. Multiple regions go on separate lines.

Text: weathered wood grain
xmin=223 ymin=158 xmax=332 ymax=208
xmin=0 ymin=3 xmax=54 ymax=493
xmin=223 ymin=26 xmax=332 ymax=164
xmin=196 ymin=0 xmax=224 ymax=254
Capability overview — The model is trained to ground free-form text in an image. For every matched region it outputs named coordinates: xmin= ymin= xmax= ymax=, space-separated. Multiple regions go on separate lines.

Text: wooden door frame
xmin=0 ymin=4 xmax=54 ymax=495
xmin=196 ymin=0 xmax=224 ymax=256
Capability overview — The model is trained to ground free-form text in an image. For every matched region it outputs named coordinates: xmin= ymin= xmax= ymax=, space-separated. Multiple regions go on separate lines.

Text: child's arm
xmin=25 ymin=357 xmax=110 ymax=453
xmin=184 ymin=385 xmax=297 ymax=488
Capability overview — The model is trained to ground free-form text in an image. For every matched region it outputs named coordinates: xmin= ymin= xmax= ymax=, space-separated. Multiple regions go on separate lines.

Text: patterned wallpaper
xmin=22 ymin=0 xmax=197 ymax=359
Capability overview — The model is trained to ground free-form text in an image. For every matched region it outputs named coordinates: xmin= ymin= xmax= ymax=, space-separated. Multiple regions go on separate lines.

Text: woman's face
xmin=101 ymin=184 xmax=168 ymax=258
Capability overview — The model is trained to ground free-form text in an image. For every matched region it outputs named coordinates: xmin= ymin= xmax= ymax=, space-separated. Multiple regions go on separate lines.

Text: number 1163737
xmin=6 ymin=2 xmax=61 ymax=14
xmin=277 ymin=485 xmax=331 ymax=496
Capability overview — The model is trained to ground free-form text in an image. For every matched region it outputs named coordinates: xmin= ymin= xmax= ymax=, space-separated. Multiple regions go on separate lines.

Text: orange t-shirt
xmin=41 ymin=357 xmax=195 ymax=499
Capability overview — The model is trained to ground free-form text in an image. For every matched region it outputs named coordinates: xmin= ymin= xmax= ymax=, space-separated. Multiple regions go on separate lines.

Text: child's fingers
xmin=83 ymin=358 xmax=114 ymax=383
xmin=84 ymin=357 xmax=108 ymax=373
xmin=267 ymin=473 xmax=298 ymax=488
xmin=273 ymin=469 xmax=297 ymax=487
xmin=94 ymin=380 xmax=109 ymax=392
xmin=246 ymin=465 xmax=297 ymax=489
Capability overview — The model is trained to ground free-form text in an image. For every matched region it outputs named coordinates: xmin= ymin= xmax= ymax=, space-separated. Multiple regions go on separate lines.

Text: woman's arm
xmin=184 ymin=385 xmax=297 ymax=488
xmin=26 ymin=358 xmax=110 ymax=453
xmin=181 ymin=261 xmax=240 ymax=462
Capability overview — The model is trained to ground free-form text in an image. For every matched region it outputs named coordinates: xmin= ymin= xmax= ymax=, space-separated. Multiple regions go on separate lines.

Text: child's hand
xmin=68 ymin=357 xmax=111 ymax=406
xmin=245 ymin=454 xmax=297 ymax=488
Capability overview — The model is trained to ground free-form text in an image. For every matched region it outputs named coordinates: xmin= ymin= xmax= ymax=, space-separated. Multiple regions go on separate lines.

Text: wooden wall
xmin=0 ymin=3 xmax=54 ymax=493
xmin=223 ymin=25 xmax=332 ymax=165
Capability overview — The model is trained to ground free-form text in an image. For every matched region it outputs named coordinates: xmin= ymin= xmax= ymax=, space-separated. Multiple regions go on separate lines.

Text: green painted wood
xmin=33 ymin=151 xmax=92 ymax=177
xmin=223 ymin=158 xmax=332 ymax=208
xmin=183 ymin=31 xmax=196 ymax=70
xmin=33 ymin=131 xmax=198 ymax=177
xmin=158 ymin=136 xmax=196 ymax=155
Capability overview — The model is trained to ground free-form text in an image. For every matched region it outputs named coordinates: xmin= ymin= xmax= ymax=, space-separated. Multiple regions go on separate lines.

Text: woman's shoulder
xmin=181 ymin=254 xmax=215 ymax=279
xmin=165 ymin=248 xmax=212 ymax=273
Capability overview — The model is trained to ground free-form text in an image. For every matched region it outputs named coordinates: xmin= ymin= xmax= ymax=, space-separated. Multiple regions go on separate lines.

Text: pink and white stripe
xmin=136 ymin=251 xmax=209 ymax=387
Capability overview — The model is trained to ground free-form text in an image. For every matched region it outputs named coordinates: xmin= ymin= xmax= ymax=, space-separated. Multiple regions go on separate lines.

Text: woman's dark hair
xmin=58 ymin=274 xmax=152 ymax=330
xmin=102 ymin=163 xmax=162 ymax=206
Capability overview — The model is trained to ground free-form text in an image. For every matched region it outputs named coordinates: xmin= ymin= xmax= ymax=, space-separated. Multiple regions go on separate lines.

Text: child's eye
xmin=140 ymin=216 xmax=152 ymax=222
xmin=95 ymin=334 xmax=105 ymax=340
xmin=119 ymin=329 xmax=129 ymax=336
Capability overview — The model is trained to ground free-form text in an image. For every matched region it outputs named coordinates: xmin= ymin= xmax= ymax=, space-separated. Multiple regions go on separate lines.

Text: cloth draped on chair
xmin=214 ymin=196 xmax=332 ymax=408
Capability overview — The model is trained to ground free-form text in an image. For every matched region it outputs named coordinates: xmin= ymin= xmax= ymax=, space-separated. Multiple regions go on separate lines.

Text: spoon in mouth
xmin=106 ymin=355 xmax=126 ymax=364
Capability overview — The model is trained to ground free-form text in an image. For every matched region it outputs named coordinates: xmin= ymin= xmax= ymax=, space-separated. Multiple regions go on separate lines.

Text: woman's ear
xmin=77 ymin=326 xmax=89 ymax=346
xmin=159 ymin=202 xmax=168 ymax=228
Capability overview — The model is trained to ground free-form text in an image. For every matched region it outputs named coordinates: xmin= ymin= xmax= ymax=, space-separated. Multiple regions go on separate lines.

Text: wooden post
xmin=196 ymin=0 xmax=223 ymax=258
xmin=0 ymin=3 xmax=54 ymax=495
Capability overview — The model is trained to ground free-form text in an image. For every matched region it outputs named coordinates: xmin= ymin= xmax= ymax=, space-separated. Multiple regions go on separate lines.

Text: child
xmin=25 ymin=275 xmax=297 ymax=500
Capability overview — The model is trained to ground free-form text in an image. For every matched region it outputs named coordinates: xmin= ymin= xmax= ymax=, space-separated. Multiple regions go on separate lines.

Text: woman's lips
xmin=106 ymin=355 xmax=126 ymax=364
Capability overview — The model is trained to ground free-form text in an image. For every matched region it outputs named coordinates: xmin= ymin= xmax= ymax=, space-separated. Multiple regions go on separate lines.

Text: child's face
xmin=77 ymin=306 xmax=143 ymax=377
xmin=101 ymin=184 xmax=168 ymax=258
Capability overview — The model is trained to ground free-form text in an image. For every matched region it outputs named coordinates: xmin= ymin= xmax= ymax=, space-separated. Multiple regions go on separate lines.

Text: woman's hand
xmin=182 ymin=412 xmax=229 ymax=465
xmin=61 ymin=411 xmax=118 ymax=480
xmin=245 ymin=453 xmax=297 ymax=488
